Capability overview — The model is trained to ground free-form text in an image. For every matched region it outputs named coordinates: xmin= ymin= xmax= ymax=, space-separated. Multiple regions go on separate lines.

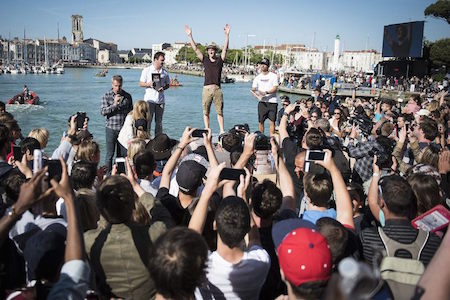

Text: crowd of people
xmin=0 ymin=28 xmax=450 ymax=300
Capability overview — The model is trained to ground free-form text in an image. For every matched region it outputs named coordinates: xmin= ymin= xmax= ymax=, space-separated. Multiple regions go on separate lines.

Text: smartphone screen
xmin=47 ymin=159 xmax=62 ymax=181
xmin=191 ymin=129 xmax=209 ymax=138
xmin=306 ymin=150 xmax=326 ymax=161
xmin=116 ymin=157 xmax=126 ymax=174
xmin=13 ymin=145 xmax=23 ymax=162
xmin=219 ymin=168 xmax=245 ymax=181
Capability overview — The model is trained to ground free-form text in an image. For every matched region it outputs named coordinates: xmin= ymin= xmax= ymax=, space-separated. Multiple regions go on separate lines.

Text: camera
xmin=254 ymin=131 xmax=271 ymax=151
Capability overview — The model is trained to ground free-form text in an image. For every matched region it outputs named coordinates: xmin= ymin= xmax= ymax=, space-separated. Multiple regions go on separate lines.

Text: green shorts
xmin=202 ymin=86 xmax=223 ymax=115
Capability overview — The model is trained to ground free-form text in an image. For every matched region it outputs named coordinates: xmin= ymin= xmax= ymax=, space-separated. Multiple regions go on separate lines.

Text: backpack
xmin=378 ymin=227 xmax=429 ymax=300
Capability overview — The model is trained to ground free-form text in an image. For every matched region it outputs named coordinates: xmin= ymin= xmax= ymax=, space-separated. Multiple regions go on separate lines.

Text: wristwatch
xmin=6 ymin=205 xmax=19 ymax=219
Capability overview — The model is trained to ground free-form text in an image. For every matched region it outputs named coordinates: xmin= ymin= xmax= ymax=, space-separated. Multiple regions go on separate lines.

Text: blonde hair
xmin=76 ymin=140 xmax=100 ymax=163
xmin=127 ymin=138 xmax=146 ymax=166
xmin=427 ymin=100 xmax=439 ymax=112
xmin=28 ymin=128 xmax=49 ymax=149
xmin=131 ymin=100 xmax=150 ymax=139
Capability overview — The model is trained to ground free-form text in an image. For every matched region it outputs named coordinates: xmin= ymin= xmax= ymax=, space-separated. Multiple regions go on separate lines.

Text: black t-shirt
xmin=203 ymin=56 xmax=223 ymax=87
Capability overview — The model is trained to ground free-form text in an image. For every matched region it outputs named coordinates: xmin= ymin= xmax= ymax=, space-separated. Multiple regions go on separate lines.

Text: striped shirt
xmin=360 ymin=219 xmax=441 ymax=267
xmin=100 ymin=89 xmax=133 ymax=130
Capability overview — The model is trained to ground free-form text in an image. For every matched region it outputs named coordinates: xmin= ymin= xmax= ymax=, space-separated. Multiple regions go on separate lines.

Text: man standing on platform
xmin=251 ymin=58 xmax=279 ymax=136
xmin=139 ymin=51 xmax=170 ymax=137
xmin=101 ymin=75 xmax=133 ymax=174
xmin=185 ymin=24 xmax=230 ymax=134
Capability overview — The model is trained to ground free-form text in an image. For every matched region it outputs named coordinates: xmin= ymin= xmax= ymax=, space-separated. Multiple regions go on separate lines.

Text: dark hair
xmin=411 ymin=95 xmax=421 ymax=106
xmin=221 ymin=133 xmax=242 ymax=152
xmin=289 ymin=280 xmax=328 ymax=299
xmin=0 ymin=101 xmax=5 ymax=111
xmin=112 ymin=75 xmax=123 ymax=84
xmin=71 ymin=161 xmax=97 ymax=190
xmin=407 ymin=174 xmax=442 ymax=215
xmin=133 ymin=150 xmax=156 ymax=179
xmin=381 ymin=98 xmax=394 ymax=108
xmin=316 ymin=217 xmax=348 ymax=264
xmin=305 ymin=128 xmax=325 ymax=150
xmin=251 ymin=180 xmax=282 ymax=219
xmin=215 ymin=196 xmax=250 ymax=248
xmin=97 ymin=176 xmax=135 ymax=224
xmin=230 ymin=149 xmax=243 ymax=166
xmin=149 ymin=227 xmax=208 ymax=300
xmin=316 ymin=118 xmax=331 ymax=133
xmin=380 ymin=175 xmax=415 ymax=218
xmin=154 ymin=51 xmax=165 ymax=60
xmin=347 ymin=182 xmax=365 ymax=209
xmin=419 ymin=117 xmax=438 ymax=141
xmin=0 ymin=124 xmax=11 ymax=154
xmin=303 ymin=173 xmax=332 ymax=207
xmin=20 ymin=137 xmax=41 ymax=155
xmin=3 ymin=169 xmax=26 ymax=205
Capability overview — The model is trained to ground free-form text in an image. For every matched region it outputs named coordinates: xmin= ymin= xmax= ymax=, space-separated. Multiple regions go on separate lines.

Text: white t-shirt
xmin=252 ymin=72 xmax=278 ymax=103
xmin=140 ymin=65 xmax=170 ymax=104
xmin=196 ymin=245 xmax=270 ymax=300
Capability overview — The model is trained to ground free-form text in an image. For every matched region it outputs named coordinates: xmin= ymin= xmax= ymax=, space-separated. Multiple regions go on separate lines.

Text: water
xmin=0 ymin=68 xmax=263 ymax=159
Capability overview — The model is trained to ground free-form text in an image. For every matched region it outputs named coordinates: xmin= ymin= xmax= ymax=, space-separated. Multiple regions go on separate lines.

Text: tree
xmin=430 ymin=38 xmax=450 ymax=67
xmin=424 ymin=0 xmax=450 ymax=24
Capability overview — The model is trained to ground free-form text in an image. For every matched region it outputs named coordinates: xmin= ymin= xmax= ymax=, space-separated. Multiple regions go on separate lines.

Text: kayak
xmin=7 ymin=91 xmax=40 ymax=105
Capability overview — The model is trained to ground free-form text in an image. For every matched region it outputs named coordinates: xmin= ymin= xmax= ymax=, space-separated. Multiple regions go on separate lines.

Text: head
xmin=132 ymin=100 xmax=150 ymax=121
xmin=3 ymin=169 xmax=26 ymax=206
xmin=4 ymin=119 xmax=22 ymax=142
xmin=75 ymin=189 xmax=100 ymax=232
xmin=20 ymin=137 xmax=41 ymax=161
xmin=97 ymin=176 xmax=135 ymax=224
xmin=316 ymin=118 xmax=331 ymax=134
xmin=153 ymin=51 xmax=165 ymax=69
xmin=281 ymin=96 xmax=290 ymax=108
xmin=0 ymin=101 xmax=5 ymax=113
xmin=303 ymin=173 xmax=333 ymax=208
xmin=379 ymin=175 xmax=415 ymax=219
xmin=149 ymin=227 xmax=208 ymax=300
xmin=306 ymin=98 xmax=314 ymax=109
xmin=221 ymin=132 xmax=242 ymax=153
xmin=419 ymin=144 xmax=440 ymax=168
xmin=416 ymin=117 xmax=438 ymax=141
xmin=251 ymin=180 xmax=282 ymax=219
xmin=333 ymin=108 xmax=342 ymax=120
xmin=128 ymin=138 xmax=147 ymax=167
xmin=133 ymin=150 xmax=156 ymax=180
xmin=331 ymin=90 xmax=337 ymax=97
xmin=397 ymin=114 xmax=406 ymax=129
xmin=215 ymin=196 xmax=250 ymax=248
xmin=347 ymin=183 xmax=365 ymax=216
xmin=71 ymin=161 xmax=97 ymax=190
xmin=316 ymin=217 xmax=348 ymax=265
xmin=305 ymin=128 xmax=325 ymax=150
xmin=75 ymin=140 xmax=100 ymax=163
xmin=176 ymin=160 xmax=207 ymax=196
xmin=294 ymin=150 xmax=306 ymax=178
xmin=28 ymin=128 xmax=49 ymax=149
xmin=207 ymin=45 xmax=217 ymax=58
xmin=407 ymin=174 xmax=442 ymax=215
xmin=381 ymin=99 xmax=393 ymax=113
xmin=310 ymin=111 xmax=319 ymax=123
xmin=112 ymin=75 xmax=123 ymax=94
xmin=0 ymin=124 xmax=10 ymax=158
xmin=260 ymin=58 xmax=270 ymax=73
xmin=314 ymin=89 xmax=320 ymax=98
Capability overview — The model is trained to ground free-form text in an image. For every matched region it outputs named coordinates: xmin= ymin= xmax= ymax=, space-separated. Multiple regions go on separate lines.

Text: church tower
xmin=71 ymin=15 xmax=83 ymax=44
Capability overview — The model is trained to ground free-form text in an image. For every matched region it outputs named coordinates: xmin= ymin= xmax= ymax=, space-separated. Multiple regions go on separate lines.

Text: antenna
xmin=57 ymin=22 xmax=60 ymax=40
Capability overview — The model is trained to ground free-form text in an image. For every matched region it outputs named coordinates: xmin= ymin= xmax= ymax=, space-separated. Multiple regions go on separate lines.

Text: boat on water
xmin=227 ymin=74 xmax=254 ymax=83
xmin=7 ymin=91 xmax=40 ymax=105
xmin=221 ymin=76 xmax=236 ymax=84
xmin=169 ymin=77 xmax=183 ymax=87
xmin=95 ymin=69 xmax=108 ymax=77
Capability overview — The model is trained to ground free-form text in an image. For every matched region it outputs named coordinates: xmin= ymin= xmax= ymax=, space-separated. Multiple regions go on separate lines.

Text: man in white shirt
xmin=251 ymin=58 xmax=279 ymax=136
xmin=139 ymin=52 xmax=170 ymax=137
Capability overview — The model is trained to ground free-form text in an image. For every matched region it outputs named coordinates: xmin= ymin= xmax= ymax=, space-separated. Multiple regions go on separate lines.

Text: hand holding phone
xmin=191 ymin=129 xmax=209 ymax=138
xmin=13 ymin=145 xmax=23 ymax=162
xmin=115 ymin=157 xmax=126 ymax=174
xmin=219 ymin=168 xmax=245 ymax=181
xmin=412 ymin=205 xmax=449 ymax=232
xmin=47 ymin=159 xmax=63 ymax=181
xmin=76 ymin=112 xmax=86 ymax=130
xmin=305 ymin=150 xmax=327 ymax=161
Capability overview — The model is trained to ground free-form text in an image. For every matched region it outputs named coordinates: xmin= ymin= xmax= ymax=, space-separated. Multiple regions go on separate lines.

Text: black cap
xmin=260 ymin=58 xmax=270 ymax=66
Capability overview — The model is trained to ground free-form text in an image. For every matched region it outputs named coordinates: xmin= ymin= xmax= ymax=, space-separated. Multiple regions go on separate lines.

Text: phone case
xmin=411 ymin=205 xmax=450 ymax=232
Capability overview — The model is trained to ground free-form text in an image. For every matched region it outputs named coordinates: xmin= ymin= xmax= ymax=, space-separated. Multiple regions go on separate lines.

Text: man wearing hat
xmin=277 ymin=95 xmax=290 ymax=127
xmin=185 ymin=24 xmax=230 ymax=134
xmin=251 ymin=58 xmax=279 ymax=136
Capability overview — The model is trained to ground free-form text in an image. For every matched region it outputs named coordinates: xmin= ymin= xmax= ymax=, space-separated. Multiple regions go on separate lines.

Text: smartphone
xmin=191 ymin=129 xmax=209 ymax=138
xmin=412 ymin=205 xmax=450 ymax=232
xmin=405 ymin=123 xmax=409 ymax=132
xmin=115 ymin=157 xmax=126 ymax=174
xmin=33 ymin=149 xmax=42 ymax=173
xmin=305 ymin=150 xmax=326 ymax=161
xmin=219 ymin=168 xmax=245 ymax=181
xmin=13 ymin=145 xmax=23 ymax=162
xmin=76 ymin=112 xmax=86 ymax=130
xmin=47 ymin=159 xmax=62 ymax=181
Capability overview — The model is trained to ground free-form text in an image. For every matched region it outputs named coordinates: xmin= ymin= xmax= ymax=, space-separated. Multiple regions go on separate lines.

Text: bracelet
xmin=283 ymin=112 xmax=289 ymax=117
xmin=373 ymin=173 xmax=380 ymax=177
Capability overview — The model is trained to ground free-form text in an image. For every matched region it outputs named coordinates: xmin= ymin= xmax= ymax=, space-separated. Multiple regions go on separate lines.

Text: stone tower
xmin=333 ymin=34 xmax=340 ymax=71
xmin=71 ymin=15 xmax=83 ymax=44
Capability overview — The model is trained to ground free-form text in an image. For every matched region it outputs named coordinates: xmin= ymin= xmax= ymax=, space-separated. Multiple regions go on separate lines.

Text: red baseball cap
xmin=277 ymin=227 xmax=332 ymax=286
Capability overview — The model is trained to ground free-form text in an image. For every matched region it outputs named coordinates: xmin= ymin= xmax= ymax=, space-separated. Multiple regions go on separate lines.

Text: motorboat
xmin=7 ymin=91 xmax=40 ymax=105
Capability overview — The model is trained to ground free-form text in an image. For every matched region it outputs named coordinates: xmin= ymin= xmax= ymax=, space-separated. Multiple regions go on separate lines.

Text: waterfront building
xmin=71 ymin=15 xmax=84 ymax=44
xmin=340 ymin=50 xmax=382 ymax=72
xmin=118 ymin=50 xmax=132 ymax=63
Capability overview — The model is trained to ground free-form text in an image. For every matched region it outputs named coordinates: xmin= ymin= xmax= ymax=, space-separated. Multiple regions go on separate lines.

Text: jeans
xmin=105 ymin=127 xmax=122 ymax=174
xmin=148 ymin=102 xmax=164 ymax=137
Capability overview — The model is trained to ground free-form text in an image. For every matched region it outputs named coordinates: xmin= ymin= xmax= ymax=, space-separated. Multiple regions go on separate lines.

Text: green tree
xmin=430 ymin=38 xmax=450 ymax=67
xmin=175 ymin=45 xmax=207 ymax=63
xmin=425 ymin=0 xmax=450 ymax=24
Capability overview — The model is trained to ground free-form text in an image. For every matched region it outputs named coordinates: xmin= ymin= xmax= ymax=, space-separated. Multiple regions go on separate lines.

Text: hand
xmin=224 ymin=24 xmax=230 ymax=35
xmin=237 ymin=168 xmax=251 ymax=201
xmin=68 ymin=115 xmax=77 ymax=135
xmin=158 ymin=87 xmax=164 ymax=93
xmin=15 ymin=154 xmax=32 ymax=179
xmin=184 ymin=25 xmax=192 ymax=36
xmin=111 ymin=164 xmax=118 ymax=176
xmin=203 ymin=128 xmax=212 ymax=148
xmin=284 ymin=103 xmax=297 ymax=114
xmin=350 ymin=126 xmax=358 ymax=139
xmin=120 ymin=158 xmax=137 ymax=187
xmin=391 ymin=155 xmax=398 ymax=173
xmin=83 ymin=117 xmax=89 ymax=131
xmin=146 ymin=80 xmax=153 ymax=88
xmin=243 ymin=133 xmax=256 ymax=156
xmin=49 ymin=157 xmax=73 ymax=200
xmin=270 ymin=136 xmax=279 ymax=159
xmin=203 ymin=162 xmax=226 ymax=193
xmin=179 ymin=126 xmax=197 ymax=148
xmin=15 ymin=167 xmax=48 ymax=215
xmin=97 ymin=165 xmax=107 ymax=182
xmin=399 ymin=126 xmax=407 ymax=143
xmin=372 ymin=155 xmax=380 ymax=174
xmin=114 ymin=94 xmax=121 ymax=106
xmin=438 ymin=150 xmax=450 ymax=174
xmin=314 ymin=149 xmax=337 ymax=172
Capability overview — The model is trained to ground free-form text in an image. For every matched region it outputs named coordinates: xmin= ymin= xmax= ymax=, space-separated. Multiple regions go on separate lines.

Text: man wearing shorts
xmin=251 ymin=58 xmax=279 ymax=136
xmin=185 ymin=24 xmax=230 ymax=134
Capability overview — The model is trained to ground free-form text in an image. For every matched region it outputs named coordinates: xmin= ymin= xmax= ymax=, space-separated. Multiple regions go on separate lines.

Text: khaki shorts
xmin=202 ymin=86 xmax=223 ymax=115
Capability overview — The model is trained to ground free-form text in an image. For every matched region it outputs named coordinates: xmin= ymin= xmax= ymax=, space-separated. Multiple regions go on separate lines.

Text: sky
xmin=1 ymin=0 xmax=449 ymax=52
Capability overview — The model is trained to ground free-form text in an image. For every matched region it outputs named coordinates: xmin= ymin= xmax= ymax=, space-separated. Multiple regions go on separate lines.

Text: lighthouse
xmin=333 ymin=34 xmax=340 ymax=71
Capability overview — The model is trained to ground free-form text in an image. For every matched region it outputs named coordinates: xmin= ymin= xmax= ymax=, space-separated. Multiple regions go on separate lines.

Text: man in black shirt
xmin=185 ymin=24 xmax=230 ymax=134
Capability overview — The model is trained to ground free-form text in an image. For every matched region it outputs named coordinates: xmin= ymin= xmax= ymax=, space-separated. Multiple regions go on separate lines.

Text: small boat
xmin=169 ymin=78 xmax=183 ymax=87
xmin=7 ymin=91 xmax=40 ymax=105
xmin=95 ymin=69 xmax=108 ymax=77
xmin=221 ymin=76 xmax=235 ymax=84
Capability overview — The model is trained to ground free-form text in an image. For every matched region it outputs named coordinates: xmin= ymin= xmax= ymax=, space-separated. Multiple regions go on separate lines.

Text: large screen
xmin=382 ymin=21 xmax=424 ymax=58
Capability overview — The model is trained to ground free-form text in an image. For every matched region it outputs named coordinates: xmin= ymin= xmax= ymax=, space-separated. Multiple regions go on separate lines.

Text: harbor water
xmin=0 ymin=68 xmax=264 ymax=160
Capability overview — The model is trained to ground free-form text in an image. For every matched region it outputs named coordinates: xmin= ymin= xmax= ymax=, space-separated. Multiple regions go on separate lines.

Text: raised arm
xmin=221 ymin=24 xmax=230 ymax=61
xmin=233 ymin=133 xmax=256 ymax=169
xmin=279 ymin=103 xmax=296 ymax=142
xmin=160 ymin=126 xmax=196 ymax=189
xmin=185 ymin=25 xmax=203 ymax=61
xmin=316 ymin=150 xmax=354 ymax=228
xmin=203 ymin=128 xmax=218 ymax=167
